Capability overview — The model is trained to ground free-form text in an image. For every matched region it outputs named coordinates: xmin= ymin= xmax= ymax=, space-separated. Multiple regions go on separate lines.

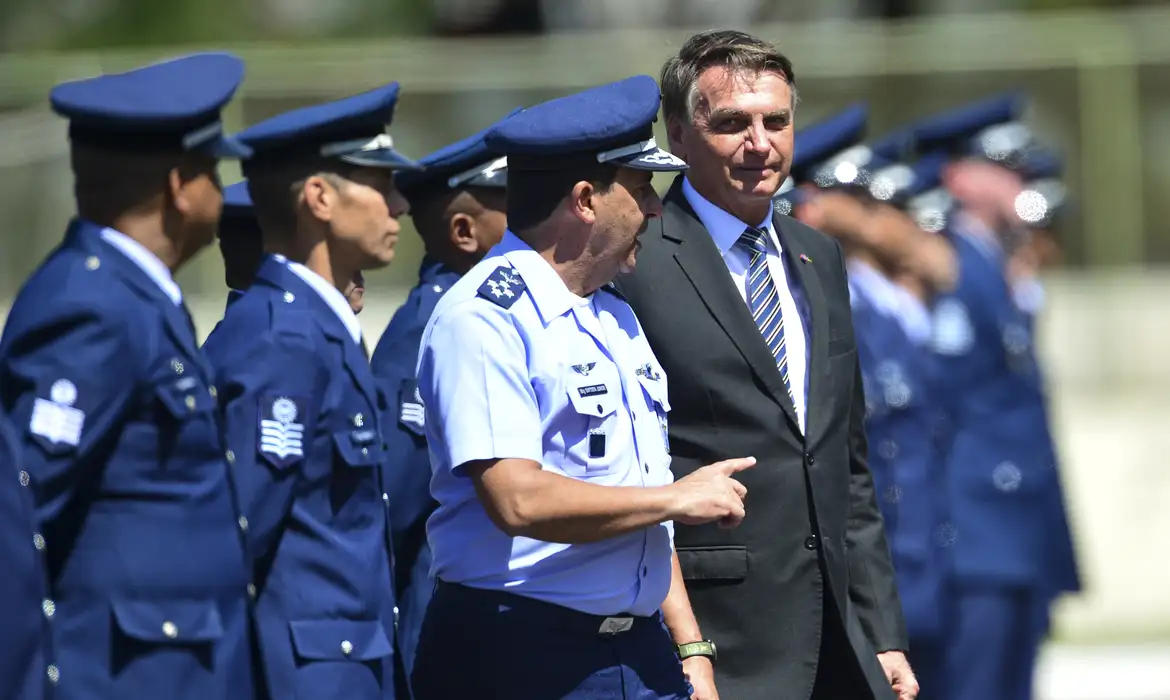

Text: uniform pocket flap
xmin=289 ymin=619 xmax=393 ymax=662
xmin=155 ymin=378 xmax=216 ymax=419
xmin=637 ymin=374 xmax=670 ymax=412
xmin=111 ymin=598 xmax=224 ymax=643
xmin=332 ymin=429 xmax=381 ymax=468
xmin=676 ymin=545 xmax=749 ymax=581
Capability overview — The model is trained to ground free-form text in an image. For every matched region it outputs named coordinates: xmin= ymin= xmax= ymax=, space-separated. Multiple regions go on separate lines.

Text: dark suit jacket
xmin=615 ymin=178 xmax=908 ymax=700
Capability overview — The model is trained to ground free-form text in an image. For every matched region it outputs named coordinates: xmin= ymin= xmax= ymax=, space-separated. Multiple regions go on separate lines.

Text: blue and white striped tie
xmin=739 ymin=226 xmax=794 ymax=402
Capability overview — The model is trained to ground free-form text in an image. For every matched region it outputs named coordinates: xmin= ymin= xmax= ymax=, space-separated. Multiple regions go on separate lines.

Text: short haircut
xmin=660 ymin=29 xmax=798 ymax=125
xmin=505 ymin=163 xmax=621 ymax=233
xmin=244 ymin=158 xmax=357 ymax=237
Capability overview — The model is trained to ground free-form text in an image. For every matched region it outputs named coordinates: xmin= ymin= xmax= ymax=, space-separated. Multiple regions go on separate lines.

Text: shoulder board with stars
xmin=476 ymin=266 xmax=526 ymax=309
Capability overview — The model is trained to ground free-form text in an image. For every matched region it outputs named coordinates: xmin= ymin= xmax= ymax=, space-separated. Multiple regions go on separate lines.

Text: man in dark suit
xmin=616 ymin=30 xmax=915 ymax=700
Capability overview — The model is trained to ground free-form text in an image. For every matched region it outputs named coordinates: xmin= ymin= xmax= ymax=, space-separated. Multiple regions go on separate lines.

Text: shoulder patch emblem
xmin=28 ymin=378 xmax=86 ymax=451
xmin=476 ymin=266 xmax=526 ymax=309
xmin=258 ymin=395 xmax=307 ymax=468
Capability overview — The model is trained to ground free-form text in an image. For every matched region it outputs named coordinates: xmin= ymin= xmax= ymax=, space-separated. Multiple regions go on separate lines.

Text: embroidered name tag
xmin=577 ymin=384 xmax=608 ymax=398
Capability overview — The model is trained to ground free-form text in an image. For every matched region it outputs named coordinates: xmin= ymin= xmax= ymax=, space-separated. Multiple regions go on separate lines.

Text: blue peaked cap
xmin=788 ymin=103 xmax=868 ymax=182
xmin=50 ymin=52 xmax=250 ymax=158
xmin=395 ymin=108 xmax=523 ymax=202
xmin=867 ymin=129 xmax=915 ymax=162
xmin=485 ymin=75 xmax=687 ymax=172
xmin=1017 ymin=147 xmax=1063 ymax=181
xmin=237 ymin=83 xmax=418 ymax=172
xmin=911 ymin=92 xmax=1041 ymax=169
xmin=219 ymin=181 xmax=261 ymax=241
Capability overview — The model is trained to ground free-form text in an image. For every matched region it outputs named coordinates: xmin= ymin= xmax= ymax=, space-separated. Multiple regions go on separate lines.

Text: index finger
xmin=714 ymin=457 xmax=756 ymax=474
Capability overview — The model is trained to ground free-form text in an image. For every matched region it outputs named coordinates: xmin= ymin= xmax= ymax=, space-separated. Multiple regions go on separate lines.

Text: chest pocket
xmin=637 ymin=372 xmax=671 ymax=456
xmin=563 ymin=362 xmax=621 ymax=478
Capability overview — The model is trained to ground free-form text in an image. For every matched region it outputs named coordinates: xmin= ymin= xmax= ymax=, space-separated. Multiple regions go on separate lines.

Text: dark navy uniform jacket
xmin=369 ymin=256 xmax=460 ymax=676
xmin=0 ymin=219 xmax=254 ymax=700
xmin=851 ymin=285 xmax=950 ymax=641
xmin=203 ymin=254 xmax=399 ymax=700
xmin=0 ymin=408 xmax=54 ymax=700
xmin=930 ymin=224 xmax=1078 ymax=590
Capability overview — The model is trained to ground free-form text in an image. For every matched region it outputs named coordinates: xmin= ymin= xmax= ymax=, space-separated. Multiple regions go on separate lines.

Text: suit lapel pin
xmin=799 ymin=254 xmax=812 ymax=264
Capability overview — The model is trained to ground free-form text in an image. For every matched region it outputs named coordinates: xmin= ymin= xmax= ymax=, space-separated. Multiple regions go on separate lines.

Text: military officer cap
xmin=49 ymin=52 xmax=251 ymax=158
xmin=1013 ymin=147 xmax=1067 ymax=228
xmin=237 ymin=82 xmax=419 ymax=172
xmin=911 ymin=92 xmax=1041 ymax=170
xmin=484 ymin=75 xmax=688 ymax=173
xmin=904 ymin=152 xmax=957 ymax=233
xmin=395 ymin=108 xmax=524 ymax=203
xmin=219 ymin=181 xmax=261 ymax=240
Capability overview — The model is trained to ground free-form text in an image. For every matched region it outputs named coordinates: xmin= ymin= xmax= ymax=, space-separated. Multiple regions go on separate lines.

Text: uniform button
xmin=804 ymin=535 xmax=819 ymax=550
xmin=185 ymin=395 xmax=197 ymax=411
xmin=805 ymin=453 xmax=815 ymax=465
xmin=353 ymin=413 xmax=365 ymax=427
xmin=46 ymin=664 xmax=59 ymax=684
xmin=225 ymin=450 xmax=236 ymax=465
xmin=238 ymin=516 xmax=249 ymax=533
xmin=361 ymin=447 xmax=369 ymax=456
xmin=340 ymin=640 xmax=354 ymax=656
xmin=42 ymin=599 xmax=55 ymax=619
xmin=209 ymin=386 xmax=218 ymax=399
xmin=644 ymin=463 xmax=649 ymax=474
xmin=19 ymin=470 xmax=29 ymax=487
xmin=85 ymin=255 xmax=101 ymax=270
xmin=247 ymin=583 xmax=257 ymax=599
xmin=283 ymin=292 xmax=295 ymax=303
xmin=162 ymin=621 xmax=178 ymax=639
xmin=382 ymin=493 xmax=389 ymax=505
xmin=33 ymin=533 xmax=45 ymax=551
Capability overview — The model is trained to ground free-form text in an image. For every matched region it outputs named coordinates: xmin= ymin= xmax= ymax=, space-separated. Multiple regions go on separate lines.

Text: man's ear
xmin=569 ymin=180 xmax=598 ymax=225
xmin=301 ymin=174 xmax=340 ymax=222
xmin=449 ymin=212 xmax=478 ymax=254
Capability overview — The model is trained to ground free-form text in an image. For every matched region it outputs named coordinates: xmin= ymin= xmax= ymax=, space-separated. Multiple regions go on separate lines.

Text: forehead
xmin=694 ymin=66 xmax=792 ymax=112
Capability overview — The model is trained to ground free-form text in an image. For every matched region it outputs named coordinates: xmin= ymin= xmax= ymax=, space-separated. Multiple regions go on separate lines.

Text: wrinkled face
xmin=587 ymin=167 xmax=664 ymax=280
xmin=669 ymin=66 xmax=794 ymax=221
xmin=326 ymin=167 xmax=410 ymax=270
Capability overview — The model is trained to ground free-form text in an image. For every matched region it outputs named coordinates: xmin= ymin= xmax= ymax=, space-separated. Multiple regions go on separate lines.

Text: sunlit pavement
xmin=1037 ymin=645 xmax=1170 ymax=700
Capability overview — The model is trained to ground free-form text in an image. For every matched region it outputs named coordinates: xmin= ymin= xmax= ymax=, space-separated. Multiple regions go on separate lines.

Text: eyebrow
xmin=708 ymin=107 xmax=791 ymax=122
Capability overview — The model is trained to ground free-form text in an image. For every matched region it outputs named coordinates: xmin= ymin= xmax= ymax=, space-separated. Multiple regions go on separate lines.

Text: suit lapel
xmin=662 ymin=181 xmax=802 ymax=433
xmin=773 ymin=214 xmax=831 ymax=445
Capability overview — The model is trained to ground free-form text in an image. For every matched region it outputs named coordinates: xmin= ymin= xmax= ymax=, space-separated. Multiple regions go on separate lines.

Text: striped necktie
xmin=738 ymin=226 xmax=794 ymax=402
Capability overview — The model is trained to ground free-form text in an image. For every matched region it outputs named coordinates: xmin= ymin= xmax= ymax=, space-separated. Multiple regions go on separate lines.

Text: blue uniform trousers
xmin=947 ymin=584 xmax=1047 ymax=700
xmin=411 ymin=582 xmax=690 ymax=700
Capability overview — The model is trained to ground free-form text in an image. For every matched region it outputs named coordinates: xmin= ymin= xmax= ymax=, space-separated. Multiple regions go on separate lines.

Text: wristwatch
xmin=676 ymin=640 xmax=717 ymax=662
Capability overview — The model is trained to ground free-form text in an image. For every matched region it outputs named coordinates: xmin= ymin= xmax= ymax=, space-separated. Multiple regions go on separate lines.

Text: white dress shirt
xmin=682 ymin=178 xmax=809 ymax=433
xmin=98 ymin=226 xmax=183 ymax=305
xmin=272 ymin=254 xmax=363 ymax=345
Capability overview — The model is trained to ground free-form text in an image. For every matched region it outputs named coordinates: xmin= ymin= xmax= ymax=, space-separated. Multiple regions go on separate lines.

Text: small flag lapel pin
xmin=799 ymin=253 xmax=812 ymax=264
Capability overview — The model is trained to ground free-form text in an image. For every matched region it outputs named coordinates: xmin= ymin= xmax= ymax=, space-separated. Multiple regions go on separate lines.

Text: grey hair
xmin=662 ymin=29 xmax=799 ymax=125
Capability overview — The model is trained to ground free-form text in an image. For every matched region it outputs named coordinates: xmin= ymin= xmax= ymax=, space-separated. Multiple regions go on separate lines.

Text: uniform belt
xmin=434 ymin=580 xmax=649 ymax=636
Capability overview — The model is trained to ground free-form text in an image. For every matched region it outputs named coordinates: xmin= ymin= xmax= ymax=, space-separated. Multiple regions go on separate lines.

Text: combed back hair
xmin=245 ymin=158 xmax=356 ymax=237
xmin=505 ymin=163 xmax=621 ymax=234
xmin=660 ymin=29 xmax=798 ymax=125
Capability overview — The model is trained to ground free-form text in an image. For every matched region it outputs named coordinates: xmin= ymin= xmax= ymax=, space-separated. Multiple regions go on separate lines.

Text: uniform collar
xmin=82 ymin=220 xmax=183 ymax=305
xmin=271 ymin=254 xmax=362 ymax=344
xmin=682 ymin=176 xmax=780 ymax=256
xmin=419 ymin=255 xmax=461 ymax=286
xmin=496 ymin=230 xmax=591 ymax=324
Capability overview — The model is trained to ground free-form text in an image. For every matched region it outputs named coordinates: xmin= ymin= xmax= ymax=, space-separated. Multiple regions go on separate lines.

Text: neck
xmin=687 ymin=176 xmax=771 ymax=226
xmin=106 ymin=210 xmax=183 ymax=272
xmin=521 ymin=222 xmax=604 ymax=297
xmin=265 ymin=225 xmax=357 ymax=297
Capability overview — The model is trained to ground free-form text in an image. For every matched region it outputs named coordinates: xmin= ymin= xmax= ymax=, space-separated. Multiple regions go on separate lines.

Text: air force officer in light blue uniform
xmin=411 ymin=75 xmax=757 ymax=700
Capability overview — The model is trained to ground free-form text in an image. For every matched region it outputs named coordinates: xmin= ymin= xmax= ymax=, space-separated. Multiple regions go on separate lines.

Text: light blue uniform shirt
xmin=416 ymin=230 xmax=674 ymax=617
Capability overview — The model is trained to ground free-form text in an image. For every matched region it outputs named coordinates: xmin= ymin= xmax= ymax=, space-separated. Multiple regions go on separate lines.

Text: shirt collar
xmin=682 ymin=176 xmax=779 ymax=255
xmin=272 ymin=254 xmax=363 ymax=344
xmin=496 ymin=230 xmax=591 ymax=324
xmin=96 ymin=225 xmax=183 ymax=305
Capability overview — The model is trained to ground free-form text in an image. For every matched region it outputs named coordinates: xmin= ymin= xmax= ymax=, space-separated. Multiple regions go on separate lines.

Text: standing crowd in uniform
xmin=0 ymin=27 xmax=1078 ymax=700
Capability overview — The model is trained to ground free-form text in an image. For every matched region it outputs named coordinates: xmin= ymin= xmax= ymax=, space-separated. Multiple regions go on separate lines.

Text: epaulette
xmin=600 ymin=282 xmax=626 ymax=301
xmin=476 ymin=266 xmax=526 ymax=309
